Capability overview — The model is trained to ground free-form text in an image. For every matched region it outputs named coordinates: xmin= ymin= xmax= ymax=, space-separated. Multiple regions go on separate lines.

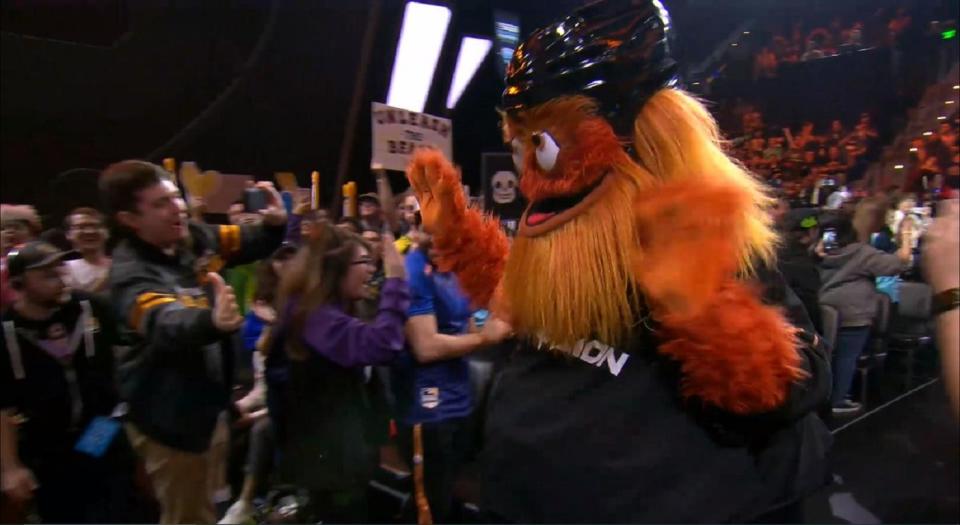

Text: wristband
xmin=932 ymin=287 xmax=960 ymax=316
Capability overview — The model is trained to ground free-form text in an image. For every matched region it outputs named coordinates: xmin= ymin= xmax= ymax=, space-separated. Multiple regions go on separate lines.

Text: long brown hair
xmin=853 ymin=197 xmax=888 ymax=243
xmin=276 ymin=220 xmax=370 ymax=361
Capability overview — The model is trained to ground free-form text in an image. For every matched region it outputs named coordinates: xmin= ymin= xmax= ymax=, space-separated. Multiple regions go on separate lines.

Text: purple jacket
xmin=297 ymin=277 xmax=410 ymax=368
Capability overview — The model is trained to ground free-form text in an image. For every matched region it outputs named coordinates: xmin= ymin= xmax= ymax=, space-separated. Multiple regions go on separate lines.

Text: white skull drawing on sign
xmin=492 ymin=171 xmax=518 ymax=204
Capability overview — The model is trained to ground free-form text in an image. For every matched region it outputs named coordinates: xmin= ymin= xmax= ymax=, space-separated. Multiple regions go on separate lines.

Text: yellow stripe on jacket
xmin=129 ymin=293 xmax=177 ymax=331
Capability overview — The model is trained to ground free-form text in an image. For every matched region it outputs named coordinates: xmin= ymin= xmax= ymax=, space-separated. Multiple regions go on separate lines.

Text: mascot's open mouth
xmin=519 ymin=174 xmax=613 ymax=236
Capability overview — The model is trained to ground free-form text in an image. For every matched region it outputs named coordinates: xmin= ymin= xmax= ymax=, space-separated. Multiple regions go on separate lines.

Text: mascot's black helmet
xmin=502 ymin=0 xmax=679 ymax=135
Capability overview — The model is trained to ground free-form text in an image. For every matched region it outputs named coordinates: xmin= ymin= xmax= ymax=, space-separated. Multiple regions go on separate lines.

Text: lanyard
xmin=3 ymin=300 xmax=96 ymax=429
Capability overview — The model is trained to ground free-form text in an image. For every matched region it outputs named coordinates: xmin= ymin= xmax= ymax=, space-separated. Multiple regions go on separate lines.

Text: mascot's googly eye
xmin=532 ymin=131 xmax=560 ymax=172
xmin=510 ymin=137 xmax=525 ymax=172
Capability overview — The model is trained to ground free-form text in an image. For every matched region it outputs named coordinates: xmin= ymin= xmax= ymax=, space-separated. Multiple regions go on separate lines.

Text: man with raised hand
xmin=100 ymin=160 xmax=286 ymax=524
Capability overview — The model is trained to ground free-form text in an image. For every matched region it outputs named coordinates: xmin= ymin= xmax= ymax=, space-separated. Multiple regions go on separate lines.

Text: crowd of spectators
xmin=753 ymin=7 xmax=916 ymax=79
xmin=0 ymin=137 xmax=957 ymax=524
xmin=724 ymin=100 xmax=960 ymax=205
xmin=902 ymin=117 xmax=960 ymax=197
xmin=0 ymin=157 xmax=517 ymax=525
xmin=0 ymin=47 xmax=958 ymax=521
xmin=727 ymin=106 xmax=880 ymax=201
xmin=772 ymin=182 xmax=957 ymax=414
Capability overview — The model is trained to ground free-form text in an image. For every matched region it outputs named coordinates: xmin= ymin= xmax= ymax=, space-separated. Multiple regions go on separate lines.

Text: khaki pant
xmin=125 ymin=414 xmax=230 ymax=524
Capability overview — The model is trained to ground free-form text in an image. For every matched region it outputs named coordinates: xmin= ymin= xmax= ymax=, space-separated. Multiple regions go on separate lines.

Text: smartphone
xmin=822 ymin=228 xmax=838 ymax=253
xmin=244 ymin=188 xmax=268 ymax=212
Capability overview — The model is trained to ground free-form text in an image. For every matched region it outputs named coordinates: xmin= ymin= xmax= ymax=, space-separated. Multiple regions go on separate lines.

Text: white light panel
xmin=446 ymin=36 xmax=492 ymax=109
xmin=386 ymin=2 xmax=452 ymax=112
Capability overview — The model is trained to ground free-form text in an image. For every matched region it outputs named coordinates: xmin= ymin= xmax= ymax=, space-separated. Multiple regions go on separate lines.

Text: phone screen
xmin=822 ymin=229 xmax=837 ymax=252
xmin=244 ymin=189 xmax=267 ymax=212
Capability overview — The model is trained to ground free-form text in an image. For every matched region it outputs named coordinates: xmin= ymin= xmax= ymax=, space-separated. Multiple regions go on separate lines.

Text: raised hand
xmin=254 ymin=181 xmax=288 ymax=226
xmin=406 ymin=148 xmax=465 ymax=237
xmin=208 ymin=272 xmax=244 ymax=333
xmin=250 ymin=299 xmax=277 ymax=325
xmin=382 ymin=232 xmax=406 ymax=279
xmin=294 ymin=198 xmax=312 ymax=216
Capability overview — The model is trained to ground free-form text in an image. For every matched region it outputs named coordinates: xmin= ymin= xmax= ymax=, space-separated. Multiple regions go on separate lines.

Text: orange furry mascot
xmin=407 ymin=0 xmax=831 ymax=522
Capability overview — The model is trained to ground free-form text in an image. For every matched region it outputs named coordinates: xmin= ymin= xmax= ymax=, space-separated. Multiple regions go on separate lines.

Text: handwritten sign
xmin=371 ymin=102 xmax=453 ymax=171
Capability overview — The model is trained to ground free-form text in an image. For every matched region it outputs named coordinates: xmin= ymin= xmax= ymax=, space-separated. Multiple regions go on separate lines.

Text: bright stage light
xmin=387 ymin=2 xmax=452 ymax=112
xmin=446 ymin=37 xmax=492 ymax=109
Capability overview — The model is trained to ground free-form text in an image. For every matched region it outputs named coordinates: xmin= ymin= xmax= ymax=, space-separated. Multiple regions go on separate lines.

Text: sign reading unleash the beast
xmin=371 ymin=102 xmax=453 ymax=171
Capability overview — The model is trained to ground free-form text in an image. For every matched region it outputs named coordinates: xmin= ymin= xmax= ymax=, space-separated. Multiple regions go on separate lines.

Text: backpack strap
xmin=2 ymin=321 xmax=25 ymax=380
xmin=80 ymin=300 xmax=95 ymax=358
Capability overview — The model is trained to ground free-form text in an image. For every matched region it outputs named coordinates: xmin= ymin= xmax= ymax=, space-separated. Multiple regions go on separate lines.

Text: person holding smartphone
xmin=818 ymin=210 xmax=914 ymax=414
xmin=268 ymin=222 xmax=409 ymax=523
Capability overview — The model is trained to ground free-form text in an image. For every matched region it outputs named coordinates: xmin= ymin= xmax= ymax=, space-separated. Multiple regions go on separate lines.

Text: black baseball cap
xmin=6 ymin=241 xmax=69 ymax=277
xmin=358 ymin=193 xmax=380 ymax=206
xmin=783 ymin=208 xmax=819 ymax=232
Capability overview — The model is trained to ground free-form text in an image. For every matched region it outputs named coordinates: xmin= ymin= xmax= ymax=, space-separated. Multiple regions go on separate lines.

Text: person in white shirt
xmin=825 ymin=185 xmax=851 ymax=209
xmin=63 ymin=207 xmax=111 ymax=294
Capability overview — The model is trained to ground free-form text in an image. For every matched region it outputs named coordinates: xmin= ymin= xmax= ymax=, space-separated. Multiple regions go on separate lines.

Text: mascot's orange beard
xmin=499 ymin=166 xmax=650 ymax=349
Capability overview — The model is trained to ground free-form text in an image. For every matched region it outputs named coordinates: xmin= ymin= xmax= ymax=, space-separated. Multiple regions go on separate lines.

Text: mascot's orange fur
xmin=407 ymin=88 xmax=802 ymax=415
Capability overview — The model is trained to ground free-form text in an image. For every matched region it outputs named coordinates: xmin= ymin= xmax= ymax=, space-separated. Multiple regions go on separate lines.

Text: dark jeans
xmin=397 ymin=417 xmax=470 ymax=523
xmin=832 ymin=326 xmax=872 ymax=406
xmin=30 ymin=433 xmax=147 ymax=524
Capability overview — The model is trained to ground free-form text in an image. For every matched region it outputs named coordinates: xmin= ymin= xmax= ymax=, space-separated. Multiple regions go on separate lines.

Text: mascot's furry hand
xmin=406 ymin=148 xmax=510 ymax=310
xmin=407 ymin=148 xmax=467 ymax=237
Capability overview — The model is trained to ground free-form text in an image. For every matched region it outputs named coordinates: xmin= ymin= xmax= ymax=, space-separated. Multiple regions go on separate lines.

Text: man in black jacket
xmin=778 ymin=208 xmax=824 ymax=333
xmin=100 ymin=160 xmax=286 ymax=524
xmin=0 ymin=242 xmax=136 ymax=523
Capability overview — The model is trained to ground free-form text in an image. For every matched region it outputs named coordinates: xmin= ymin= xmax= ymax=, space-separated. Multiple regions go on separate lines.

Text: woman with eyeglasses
xmin=265 ymin=221 xmax=409 ymax=523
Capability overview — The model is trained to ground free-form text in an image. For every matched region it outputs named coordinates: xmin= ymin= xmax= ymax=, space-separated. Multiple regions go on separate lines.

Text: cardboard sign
xmin=207 ymin=174 xmax=254 ymax=213
xmin=274 ymin=172 xmax=299 ymax=193
xmin=179 ymin=163 xmax=222 ymax=199
xmin=371 ymin=102 xmax=453 ymax=171
xmin=177 ymin=165 xmax=253 ymax=213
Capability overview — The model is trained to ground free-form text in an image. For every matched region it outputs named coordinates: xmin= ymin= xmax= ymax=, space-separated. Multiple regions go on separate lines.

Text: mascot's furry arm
xmin=406 ymin=149 xmax=510 ymax=309
xmin=632 ymin=180 xmax=804 ymax=415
